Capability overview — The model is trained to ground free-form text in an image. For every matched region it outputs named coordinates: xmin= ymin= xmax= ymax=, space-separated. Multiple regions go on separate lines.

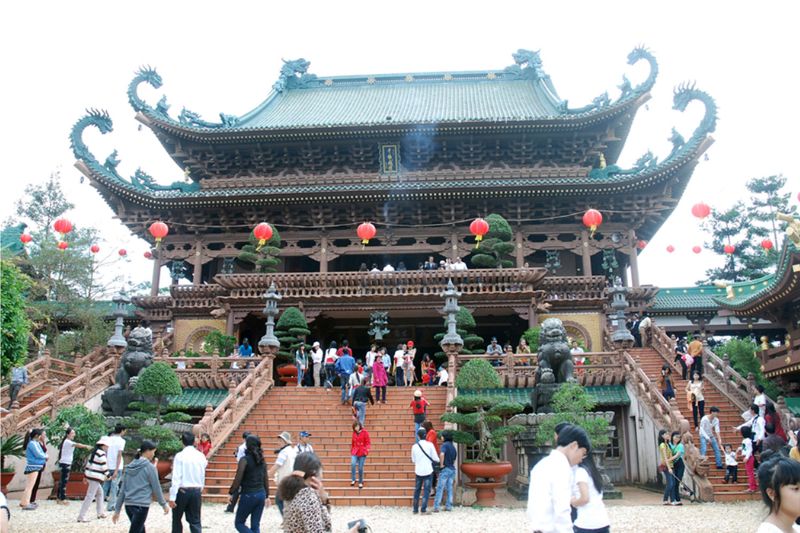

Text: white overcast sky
xmin=1 ymin=0 xmax=798 ymax=289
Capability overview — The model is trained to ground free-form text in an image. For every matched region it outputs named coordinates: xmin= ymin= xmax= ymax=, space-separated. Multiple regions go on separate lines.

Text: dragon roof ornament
xmin=272 ymin=58 xmax=318 ymax=93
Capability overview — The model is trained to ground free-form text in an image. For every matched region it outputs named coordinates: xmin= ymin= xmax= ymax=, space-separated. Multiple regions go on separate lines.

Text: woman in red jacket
xmin=350 ymin=421 xmax=371 ymax=489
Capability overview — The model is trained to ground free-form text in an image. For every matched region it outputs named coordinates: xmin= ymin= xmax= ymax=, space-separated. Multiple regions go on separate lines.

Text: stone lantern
xmin=608 ymin=276 xmax=634 ymax=348
xmin=107 ymin=289 xmax=131 ymax=349
xmin=258 ymin=283 xmax=282 ymax=350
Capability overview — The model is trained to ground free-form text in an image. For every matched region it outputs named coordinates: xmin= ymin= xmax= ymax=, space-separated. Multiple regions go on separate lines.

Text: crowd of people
xmin=357 ymin=255 xmax=470 ymax=273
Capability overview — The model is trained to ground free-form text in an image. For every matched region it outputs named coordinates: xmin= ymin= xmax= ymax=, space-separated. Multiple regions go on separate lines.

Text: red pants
xmin=746 ymin=455 xmax=757 ymax=491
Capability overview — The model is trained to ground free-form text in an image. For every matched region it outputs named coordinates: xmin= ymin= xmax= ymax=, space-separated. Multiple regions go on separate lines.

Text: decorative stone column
xmin=440 ymin=280 xmax=464 ymax=422
xmin=627 ymin=229 xmax=640 ymax=287
xmin=108 ymin=290 xmax=131 ymax=349
xmin=258 ymin=283 xmax=282 ymax=383
xmin=607 ymin=277 xmax=635 ymax=348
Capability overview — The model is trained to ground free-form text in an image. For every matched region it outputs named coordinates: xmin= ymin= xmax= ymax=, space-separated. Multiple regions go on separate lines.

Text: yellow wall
xmin=538 ymin=312 xmax=603 ymax=351
xmin=174 ymin=318 xmax=226 ymax=351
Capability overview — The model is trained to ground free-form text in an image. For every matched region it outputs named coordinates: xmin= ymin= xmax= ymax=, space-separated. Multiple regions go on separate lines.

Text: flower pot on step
xmin=460 ymin=461 xmax=513 ymax=506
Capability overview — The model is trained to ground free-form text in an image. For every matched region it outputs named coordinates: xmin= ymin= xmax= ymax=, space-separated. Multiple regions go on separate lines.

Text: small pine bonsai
xmin=274 ymin=307 xmax=311 ymax=364
xmin=440 ymin=359 xmax=525 ymax=463
xmin=534 ymin=382 xmax=609 ymax=448
xmin=470 ymin=214 xmax=515 ymax=269
xmin=521 ymin=326 xmax=541 ymax=352
xmin=238 ymin=227 xmax=282 ymax=272
xmin=134 ymin=362 xmax=183 ymax=424
xmin=434 ymin=307 xmax=484 ymax=361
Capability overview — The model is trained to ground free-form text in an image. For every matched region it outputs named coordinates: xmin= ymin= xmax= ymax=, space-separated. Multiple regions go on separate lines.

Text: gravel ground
xmin=6 ymin=499 xmax=765 ymax=533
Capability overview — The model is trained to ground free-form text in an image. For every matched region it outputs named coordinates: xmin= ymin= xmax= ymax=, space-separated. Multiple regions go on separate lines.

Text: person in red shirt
xmin=196 ymin=433 xmax=212 ymax=457
xmin=350 ymin=421 xmax=371 ymax=489
xmin=422 ymin=421 xmax=440 ymax=490
xmin=409 ymin=390 xmax=430 ymax=440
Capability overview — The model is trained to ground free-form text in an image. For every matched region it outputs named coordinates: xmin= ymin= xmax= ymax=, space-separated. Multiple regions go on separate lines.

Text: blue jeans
xmin=235 ymin=490 xmax=266 ymax=533
xmin=671 ymin=459 xmax=685 ymax=503
xmin=662 ymin=469 xmax=675 ymax=502
xmin=275 ymin=494 xmax=284 ymax=516
xmin=434 ymin=467 xmax=455 ymax=510
xmin=351 ymin=455 xmax=366 ymax=484
xmin=104 ymin=474 xmax=121 ymax=511
xmin=395 ymin=368 xmax=404 ymax=386
xmin=296 ymin=365 xmax=304 ymax=387
xmin=700 ymin=435 xmax=722 ymax=467
xmin=324 ymin=364 xmax=336 ymax=387
xmin=353 ymin=401 xmax=367 ymax=425
xmin=413 ymin=474 xmax=432 ymax=512
xmin=125 ymin=505 xmax=150 ymax=533
xmin=340 ymin=373 xmax=351 ymax=402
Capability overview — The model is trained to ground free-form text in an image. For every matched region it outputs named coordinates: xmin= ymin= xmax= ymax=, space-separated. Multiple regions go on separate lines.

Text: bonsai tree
xmin=434 ymin=307 xmax=484 ymax=361
xmin=521 ymin=326 xmax=541 ymax=353
xmin=238 ymin=227 xmax=282 ymax=272
xmin=274 ymin=307 xmax=310 ymax=364
xmin=137 ymin=425 xmax=183 ymax=460
xmin=469 ymin=214 xmax=515 ymax=269
xmin=134 ymin=362 xmax=182 ymax=424
xmin=440 ymin=359 xmax=525 ymax=462
xmin=41 ymin=405 xmax=107 ymax=470
xmin=534 ymin=382 xmax=610 ymax=448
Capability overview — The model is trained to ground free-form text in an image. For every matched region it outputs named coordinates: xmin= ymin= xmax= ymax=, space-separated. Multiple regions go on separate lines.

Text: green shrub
xmin=274 ymin=307 xmax=310 ymax=364
xmin=521 ymin=327 xmax=541 ymax=353
xmin=162 ymin=412 xmax=192 ymax=423
xmin=204 ymin=330 xmax=236 ymax=356
xmin=534 ymin=382 xmax=609 ymax=448
xmin=469 ymin=214 xmax=515 ymax=269
xmin=454 ymin=359 xmax=502 ymax=390
xmin=135 ymin=362 xmax=182 ymax=424
xmin=1 ymin=261 xmax=32 ymax=378
xmin=715 ymin=337 xmax=783 ymax=399
xmin=41 ymin=405 xmax=108 ymax=469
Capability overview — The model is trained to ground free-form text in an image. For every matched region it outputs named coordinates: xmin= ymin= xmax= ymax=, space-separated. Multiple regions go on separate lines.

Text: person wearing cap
xmin=310 ymin=341 xmax=324 ymax=387
xmin=77 ymin=435 xmax=112 ymax=523
xmin=269 ymin=431 xmax=298 ymax=516
xmin=409 ymin=390 xmax=431 ymax=440
xmin=169 ymin=432 xmax=208 ymax=533
xmin=486 ymin=337 xmax=503 ymax=357
xmin=297 ymin=432 xmax=314 ymax=454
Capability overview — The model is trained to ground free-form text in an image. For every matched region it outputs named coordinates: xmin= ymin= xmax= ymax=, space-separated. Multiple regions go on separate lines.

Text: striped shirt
xmin=84 ymin=449 xmax=108 ymax=482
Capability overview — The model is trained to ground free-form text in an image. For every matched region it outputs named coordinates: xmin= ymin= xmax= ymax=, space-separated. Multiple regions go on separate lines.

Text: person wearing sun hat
xmin=409 ymin=389 xmax=430 ymax=440
xmin=77 ymin=436 xmax=112 ymax=522
xmin=269 ymin=431 xmax=297 ymax=516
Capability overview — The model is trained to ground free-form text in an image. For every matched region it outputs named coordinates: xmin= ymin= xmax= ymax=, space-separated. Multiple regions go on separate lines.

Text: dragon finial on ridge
xmin=127 ymin=65 xmax=163 ymax=113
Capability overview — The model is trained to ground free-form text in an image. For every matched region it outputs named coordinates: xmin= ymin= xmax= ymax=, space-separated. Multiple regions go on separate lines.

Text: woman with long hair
xmin=669 ymin=431 xmax=685 ymax=506
xmin=686 ymin=371 xmax=705 ymax=428
xmin=372 ymin=351 xmax=388 ymax=404
xmin=755 ymin=455 xmax=800 ymax=532
xmin=228 ymin=434 xmax=269 ymax=533
xmin=571 ymin=451 xmax=610 ymax=533
xmin=350 ymin=421 xmax=371 ymax=489
xmin=55 ymin=427 xmax=92 ymax=505
xmin=278 ymin=452 xmax=331 ymax=533
xmin=77 ymin=436 xmax=111 ymax=522
xmin=765 ymin=402 xmax=788 ymax=442
xmin=657 ymin=429 xmax=674 ymax=505
xmin=111 ymin=440 xmax=169 ymax=533
xmin=324 ymin=341 xmax=338 ymax=390
xmin=20 ymin=428 xmax=47 ymax=510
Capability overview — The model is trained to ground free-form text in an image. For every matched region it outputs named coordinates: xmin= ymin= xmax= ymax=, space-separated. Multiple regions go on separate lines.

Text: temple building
xmin=70 ymin=48 xmax=716 ymax=357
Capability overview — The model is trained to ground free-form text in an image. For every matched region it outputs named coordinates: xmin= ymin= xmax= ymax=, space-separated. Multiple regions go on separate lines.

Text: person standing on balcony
xmin=687 ymin=334 xmax=704 ymax=377
xmin=295 ymin=343 xmax=307 ymax=388
xmin=334 ymin=349 xmax=356 ymax=405
xmin=323 ymin=341 xmax=338 ymax=390
xmin=350 ymin=422 xmax=370 ymax=489
xmin=699 ymin=407 xmax=724 ymax=469
xmin=486 ymin=337 xmax=503 ymax=367
xmin=8 ymin=364 xmax=28 ymax=408
xmin=451 ymin=257 xmax=468 ymax=271
xmin=638 ymin=313 xmax=653 ymax=347
xmin=269 ymin=432 xmax=297 ymax=516
xmin=372 ymin=353 xmax=388 ymax=404
xmin=105 ymin=424 xmax=128 ymax=513
xmin=168 ymin=432 xmax=208 ymax=533
xmin=351 ymin=378 xmax=375 ymax=426
xmin=517 ymin=337 xmax=532 ymax=365
xmin=309 ymin=341 xmax=324 ymax=388
xmin=238 ymin=338 xmax=253 ymax=357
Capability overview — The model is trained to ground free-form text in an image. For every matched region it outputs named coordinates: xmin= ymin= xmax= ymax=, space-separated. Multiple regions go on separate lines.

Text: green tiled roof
xmin=1 ymin=224 xmax=26 ymax=257
xmin=784 ymin=397 xmax=800 ymax=417
xmin=714 ymin=242 xmax=799 ymax=310
xmin=30 ymin=300 xmax=137 ymax=319
xmin=651 ymin=286 xmax=725 ymax=311
xmin=168 ymin=389 xmax=228 ymax=408
xmin=460 ymin=385 xmax=629 ymax=407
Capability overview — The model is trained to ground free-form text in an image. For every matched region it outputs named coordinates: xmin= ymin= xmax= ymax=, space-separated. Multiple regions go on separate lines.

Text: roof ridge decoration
xmin=69 ymin=109 xmax=199 ymax=194
xmin=502 ymin=49 xmax=564 ymax=110
xmin=588 ymin=80 xmax=717 ymax=180
xmin=272 ymin=58 xmax=317 ymax=93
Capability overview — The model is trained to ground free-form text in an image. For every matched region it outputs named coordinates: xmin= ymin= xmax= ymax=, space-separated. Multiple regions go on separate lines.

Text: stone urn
xmin=461 ymin=461 xmax=513 ymax=506
xmin=277 ymin=364 xmax=298 ymax=386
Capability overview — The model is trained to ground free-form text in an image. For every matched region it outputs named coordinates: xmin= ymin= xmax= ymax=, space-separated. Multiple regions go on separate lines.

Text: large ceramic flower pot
xmin=49 ymin=471 xmax=88 ymax=499
xmin=461 ymin=461 xmax=513 ymax=506
xmin=156 ymin=459 xmax=173 ymax=480
xmin=277 ymin=364 xmax=298 ymax=386
xmin=0 ymin=471 xmax=14 ymax=495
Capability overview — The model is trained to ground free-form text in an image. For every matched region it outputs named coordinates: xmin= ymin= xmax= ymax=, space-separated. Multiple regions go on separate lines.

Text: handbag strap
xmin=416 ymin=441 xmax=437 ymax=464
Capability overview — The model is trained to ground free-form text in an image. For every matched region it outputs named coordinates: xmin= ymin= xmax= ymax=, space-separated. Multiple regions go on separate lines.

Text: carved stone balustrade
xmin=155 ymin=351 xmax=254 ymax=389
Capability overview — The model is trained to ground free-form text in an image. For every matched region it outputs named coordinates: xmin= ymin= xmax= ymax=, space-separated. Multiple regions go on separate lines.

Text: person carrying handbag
xmin=411 ymin=428 xmax=439 ymax=514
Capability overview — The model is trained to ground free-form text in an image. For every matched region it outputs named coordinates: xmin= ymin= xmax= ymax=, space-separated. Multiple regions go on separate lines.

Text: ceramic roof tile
xmin=460 ymin=385 xmax=629 ymax=406
xmin=168 ymin=388 xmax=228 ymax=408
xmin=651 ymin=286 xmax=725 ymax=311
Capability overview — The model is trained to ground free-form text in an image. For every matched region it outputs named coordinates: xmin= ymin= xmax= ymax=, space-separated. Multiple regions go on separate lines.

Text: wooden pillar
xmin=515 ymin=230 xmax=524 ymax=268
xmin=581 ymin=230 xmax=592 ymax=277
xmin=226 ymin=310 xmax=235 ymax=336
xmin=628 ymin=230 xmax=640 ymax=287
xmin=150 ymin=259 xmax=161 ymax=297
xmin=193 ymin=239 xmax=203 ymax=286
xmin=320 ymin=235 xmax=329 ymax=273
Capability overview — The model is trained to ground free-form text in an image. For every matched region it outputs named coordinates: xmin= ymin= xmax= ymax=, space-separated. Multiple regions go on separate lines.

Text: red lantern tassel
xmin=256 ymin=239 xmax=266 ymax=251
xmin=475 ymin=235 xmax=483 ymax=249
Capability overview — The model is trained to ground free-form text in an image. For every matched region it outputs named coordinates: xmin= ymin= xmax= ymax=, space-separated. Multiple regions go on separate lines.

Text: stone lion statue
xmin=536 ymin=318 xmax=575 ymax=384
xmin=113 ymin=326 xmax=154 ymax=390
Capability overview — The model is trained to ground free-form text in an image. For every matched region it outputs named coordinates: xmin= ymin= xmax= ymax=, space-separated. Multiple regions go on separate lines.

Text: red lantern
xmin=582 ymin=209 xmax=603 ymax=237
xmin=253 ymin=222 xmax=274 ymax=250
xmin=637 ymin=240 xmax=647 ymax=250
xmin=692 ymin=245 xmax=702 ymax=254
xmin=53 ymin=218 xmax=73 ymax=235
xmin=469 ymin=217 xmax=490 ymax=248
xmin=118 ymin=248 xmax=127 ymax=257
xmin=761 ymin=238 xmax=774 ymax=252
xmin=666 ymin=245 xmax=675 ymax=253
xmin=723 ymin=244 xmax=735 ymax=255
xmin=144 ymin=251 xmax=153 ymax=259
xmin=148 ymin=221 xmax=169 ymax=248
xmin=57 ymin=241 xmax=68 ymax=250
xmin=90 ymin=244 xmax=100 ymax=254
xmin=357 ymin=222 xmax=377 ymax=246
xmin=19 ymin=233 xmax=32 ymax=244
xmin=691 ymin=202 xmax=711 ymax=219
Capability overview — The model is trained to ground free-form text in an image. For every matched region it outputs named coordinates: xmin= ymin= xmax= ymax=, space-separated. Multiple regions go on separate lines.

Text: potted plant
xmin=0 ymin=434 xmax=24 ymax=494
xmin=42 ymin=405 xmax=108 ymax=498
xmin=273 ymin=307 xmax=310 ymax=385
xmin=134 ymin=362 xmax=183 ymax=424
xmin=440 ymin=359 xmax=525 ymax=505
xmin=137 ymin=425 xmax=183 ymax=480
xmin=533 ymin=382 xmax=610 ymax=449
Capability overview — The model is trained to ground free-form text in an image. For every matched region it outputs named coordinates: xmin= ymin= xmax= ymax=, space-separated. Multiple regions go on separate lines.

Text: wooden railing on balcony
xmin=194 ymin=349 xmax=276 ymax=458
xmin=759 ymin=330 xmax=800 ymax=376
xmin=155 ymin=350 xmax=254 ymax=389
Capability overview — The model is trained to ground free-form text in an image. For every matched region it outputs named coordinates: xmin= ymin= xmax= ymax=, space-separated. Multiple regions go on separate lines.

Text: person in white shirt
xmin=269 ymin=431 xmax=298 ymax=516
xmin=382 ymin=263 xmax=395 ymax=272
xmin=735 ymin=403 xmax=766 ymax=449
xmin=297 ymin=431 xmax=314 ymax=454
xmin=365 ymin=344 xmax=378 ymax=382
xmin=754 ymin=455 xmax=800 ymax=533
xmin=571 ymin=454 xmax=610 ymax=533
xmin=105 ymin=424 xmax=128 ymax=512
xmin=723 ymin=444 xmax=738 ymax=483
xmin=528 ymin=425 xmax=591 ymax=533
xmin=169 ymin=432 xmax=208 ymax=533
xmin=437 ymin=366 xmax=449 ymax=386
xmin=451 ymin=257 xmax=468 ymax=271
xmin=310 ymin=341 xmax=324 ymax=387
xmin=225 ymin=432 xmax=251 ymax=513
xmin=55 ymin=427 xmax=91 ymax=505
xmin=699 ymin=407 xmax=724 ymax=468
xmin=754 ymin=384 xmax=768 ymax=418
xmin=393 ymin=344 xmax=406 ymax=387
xmin=638 ymin=313 xmax=653 ymax=346
xmin=411 ymin=428 xmax=438 ymax=514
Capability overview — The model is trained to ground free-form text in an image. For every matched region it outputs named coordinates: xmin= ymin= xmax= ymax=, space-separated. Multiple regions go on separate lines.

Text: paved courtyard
xmin=7 ymin=497 xmax=765 ymax=532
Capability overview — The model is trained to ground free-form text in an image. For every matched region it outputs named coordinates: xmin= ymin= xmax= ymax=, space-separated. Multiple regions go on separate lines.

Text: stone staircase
xmin=631 ymin=347 xmax=759 ymax=502
xmin=204 ymin=386 xmax=448 ymax=506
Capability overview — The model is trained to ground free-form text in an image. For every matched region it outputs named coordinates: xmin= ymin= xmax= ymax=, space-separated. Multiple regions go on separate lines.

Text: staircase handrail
xmin=1 ymin=355 xmax=117 ymax=437
xmin=620 ymin=348 xmax=714 ymax=501
xmin=194 ymin=349 xmax=276 ymax=458
xmin=0 ymin=351 xmax=80 ymax=400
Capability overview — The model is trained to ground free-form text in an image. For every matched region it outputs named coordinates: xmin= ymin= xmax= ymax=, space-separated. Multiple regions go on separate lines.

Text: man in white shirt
xmin=451 ymin=257 xmax=468 ymax=271
xmin=699 ymin=407 xmax=723 ymax=468
xmin=382 ymin=263 xmax=395 ymax=272
xmin=225 ymin=432 xmax=251 ymax=513
xmin=365 ymin=344 xmax=377 ymax=381
xmin=268 ymin=431 xmax=298 ymax=516
xmin=735 ymin=403 xmax=766 ymax=450
xmin=437 ymin=366 xmax=449 ymax=386
xmin=411 ymin=428 xmax=438 ymax=514
xmin=310 ymin=341 xmax=324 ymax=387
xmin=104 ymin=424 xmax=127 ymax=512
xmin=528 ymin=425 xmax=590 ymax=533
xmin=393 ymin=344 xmax=406 ymax=387
xmin=169 ymin=432 xmax=208 ymax=533
xmin=753 ymin=384 xmax=767 ymax=417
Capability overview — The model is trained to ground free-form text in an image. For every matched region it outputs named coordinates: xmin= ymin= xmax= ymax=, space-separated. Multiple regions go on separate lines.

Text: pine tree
xmin=470 ymin=214 xmax=515 ymax=268
xmin=434 ymin=306 xmax=484 ymax=358
xmin=238 ymin=227 xmax=282 ymax=272
xmin=273 ymin=307 xmax=310 ymax=364
xmin=746 ymin=175 xmax=797 ymax=248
